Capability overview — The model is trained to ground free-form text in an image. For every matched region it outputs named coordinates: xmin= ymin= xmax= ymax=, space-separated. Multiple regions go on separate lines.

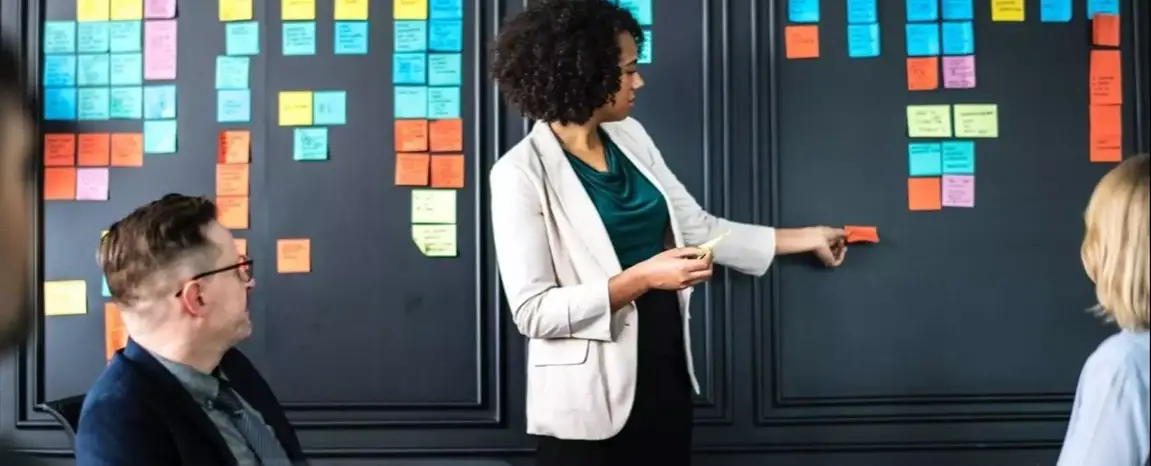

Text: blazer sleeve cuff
xmin=564 ymin=280 xmax=614 ymax=341
xmin=714 ymin=221 xmax=776 ymax=277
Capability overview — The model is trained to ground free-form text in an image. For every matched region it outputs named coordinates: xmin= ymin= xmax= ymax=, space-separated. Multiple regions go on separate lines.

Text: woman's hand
xmin=806 ymin=226 xmax=846 ymax=267
xmin=634 ymin=248 xmax=714 ymax=290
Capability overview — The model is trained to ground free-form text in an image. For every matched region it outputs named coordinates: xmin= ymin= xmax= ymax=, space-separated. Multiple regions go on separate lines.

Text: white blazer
xmin=489 ymin=117 xmax=777 ymax=440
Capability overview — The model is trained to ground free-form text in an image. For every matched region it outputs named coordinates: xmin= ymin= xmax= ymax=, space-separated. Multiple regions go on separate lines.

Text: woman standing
xmin=488 ymin=1 xmax=847 ymax=464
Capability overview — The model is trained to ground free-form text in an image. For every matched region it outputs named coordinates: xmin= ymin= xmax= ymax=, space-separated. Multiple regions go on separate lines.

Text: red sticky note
xmin=908 ymin=178 xmax=942 ymax=211
xmin=844 ymin=225 xmax=879 ymax=244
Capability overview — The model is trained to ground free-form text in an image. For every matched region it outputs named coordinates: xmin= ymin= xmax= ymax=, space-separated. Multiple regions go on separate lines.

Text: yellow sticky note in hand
xmin=695 ymin=230 xmax=730 ymax=258
xmin=220 ymin=0 xmax=254 ymax=21
xmin=110 ymin=0 xmax=143 ymax=20
xmin=394 ymin=0 xmax=427 ymax=19
xmin=44 ymin=280 xmax=88 ymax=316
xmin=278 ymin=91 xmax=313 ymax=126
xmin=335 ymin=0 xmax=369 ymax=19
xmin=77 ymin=0 xmax=111 ymax=21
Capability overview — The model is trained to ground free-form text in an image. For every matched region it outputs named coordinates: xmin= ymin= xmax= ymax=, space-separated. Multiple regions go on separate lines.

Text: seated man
xmin=75 ymin=194 xmax=307 ymax=466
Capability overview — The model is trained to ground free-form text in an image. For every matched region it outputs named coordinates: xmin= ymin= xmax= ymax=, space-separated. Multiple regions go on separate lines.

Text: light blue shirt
xmin=1057 ymin=330 xmax=1150 ymax=466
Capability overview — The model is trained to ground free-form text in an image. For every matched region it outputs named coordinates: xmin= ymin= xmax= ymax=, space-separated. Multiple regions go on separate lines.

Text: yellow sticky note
xmin=906 ymin=105 xmax=953 ymax=138
xmin=101 ymin=230 xmax=109 ymax=237
xmin=278 ymin=91 xmax=313 ymax=126
xmin=394 ymin=0 xmax=427 ymax=19
xmin=220 ymin=0 xmax=254 ymax=21
xmin=282 ymin=0 xmax=316 ymax=20
xmin=44 ymin=280 xmax=88 ymax=316
xmin=991 ymin=0 xmax=1024 ymax=22
xmin=953 ymin=104 xmax=999 ymax=138
xmin=411 ymin=189 xmax=456 ymax=224
xmin=335 ymin=0 xmax=370 ymax=19
xmin=412 ymin=225 xmax=458 ymax=257
xmin=77 ymin=0 xmax=111 ymax=21
xmin=110 ymin=0 xmax=143 ymax=19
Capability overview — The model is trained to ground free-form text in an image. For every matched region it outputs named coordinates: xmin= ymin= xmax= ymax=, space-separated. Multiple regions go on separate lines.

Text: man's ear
xmin=178 ymin=281 xmax=207 ymax=317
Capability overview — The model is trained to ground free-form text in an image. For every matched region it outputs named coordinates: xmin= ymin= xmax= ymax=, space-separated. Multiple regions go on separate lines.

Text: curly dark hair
xmin=490 ymin=0 xmax=644 ymax=125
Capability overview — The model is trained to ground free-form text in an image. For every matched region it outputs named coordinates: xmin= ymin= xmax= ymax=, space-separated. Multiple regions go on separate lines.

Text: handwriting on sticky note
xmin=312 ymin=91 xmax=346 ymax=125
xmin=941 ymin=141 xmax=975 ymax=174
xmin=1089 ymin=50 xmax=1121 ymax=105
xmin=953 ymin=104 xmax=998 ymax=138
xmin=219 ymin=0 xmax=253 ymax=21
xmin=111 ymin=0 xmax=143 ymax=19
xmin=143 ymin=20 xmax=176 ymax=80
xmin=941 ymin=175 xmax=975 ymax=207
xmin=219 ymin=130 xmax=251 ymax=164
xmin=906 ymin=57 xmax=938 ymax=91
xmin=784 ymin=25 xmax=819 ymax=59
xmin=276 ymin=239 xmax=311 ymax=273
xmin=292 ymin=127 xmax=328 ymax=161
xmin=843 ymin=225 xmax=879 ymax=244
xmin=279 ymin=91 xmax=313 ymax=126
xmin=104 ymin=302 xmax=127 ymax=361
xmin=429 ymin=119 xmax=463 ymax=152
xmin=110 ymin=133 xmax=143 ymax=166
xmin=395 ymin=119 xmax=428 ymax=152
xmin=335 ymin=0 xmax=369 ymax=19
xmin=906 ymin=105 xmax=951 ymax=137
xmin=396 ymin=153 xmax=430 ymax=186
xmin=1092 ymin=14 xmax=1119 ymax=46
xmin=905 ymin=23 xmax=940 ymax=56
xmin=908 ymin=177 xmax=942 ymax=211
xmin=76 ymin=168 xmax=110 ymax=201
xmin=44 ymin=167 xmax=77 ymax=201
xmin=216 ymin=164 xmax=249 ymax=197
xmin=1040 ymin=0 xmax=1071 ymax=21
xmin=991 ymin=0 xmax=1024 ymax=21
xmin=44 ymin=134 xmax=76 ymax=166
xmin=411 ymin=189 xmax=456 ymax=224
xmin=395 ymin=0 xmax=429 ymax=19
xmin=282 ymin=0 xmax=316 ymax=20
xmin=216 ymin=196 xmax=249 ymax=229
xmin=942 ymin=55 xmax=975 ymax=89
xmin=413 ymin=225 xmax=458 ymax=257
xmin=78 ymin=133 xmax=111 ymax=166
xmin=1089 ymin=104 xmax=1122 ymax=162
xmin=431 ymin=154 xmax=464 ymax=188
xmin=226 ymin=21 xmax=261 ymax=55
xmin=908 ymin=143 xmax=942 ymax=176
xmin=846 ymin=24 xmax=879 ymax=58
xmin=44 ymin=280 xmax=87 ymax=316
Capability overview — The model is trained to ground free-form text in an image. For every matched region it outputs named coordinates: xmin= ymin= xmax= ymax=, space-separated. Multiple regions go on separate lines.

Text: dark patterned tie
xmin=213 ymin=379 xmax=293 ymax=466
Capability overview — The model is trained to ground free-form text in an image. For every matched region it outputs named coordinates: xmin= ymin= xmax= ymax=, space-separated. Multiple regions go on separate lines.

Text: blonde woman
xmin=1057 ymin=153 xmax=1150 ymax=466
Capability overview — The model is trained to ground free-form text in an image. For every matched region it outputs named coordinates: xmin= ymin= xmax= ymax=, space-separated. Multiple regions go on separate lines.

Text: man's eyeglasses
xmin=175 ymin=255 xmax=254 ymax=297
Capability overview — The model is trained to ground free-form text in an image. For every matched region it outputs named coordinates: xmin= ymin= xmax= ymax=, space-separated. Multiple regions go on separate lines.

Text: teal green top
xmin=565 ymin=129 xmax=669 ymax=269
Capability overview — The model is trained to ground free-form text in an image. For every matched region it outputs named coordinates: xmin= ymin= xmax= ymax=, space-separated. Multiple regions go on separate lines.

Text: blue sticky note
xmin=108 ymin=21 xmax=142 ymax=52
xmin=313 ymin=91 xmax=347 ymax=125
xmin=941 ymin=141 xmax=975 ymax=174
xmin=428 ymin=19 xmax=462 ymax=52
xmin=787 ymin=0 xmax=819 ymax=23
xmin=43 ymin=88 xmax=77 ymax=120
xmin=905 ymin=23 xmax=940 ymax=56
xmin=941 ymin=0 xmax=973 ymax=20
xmin=1087 ymin=0 xmax=1119 ymax=18
xmin=43 ymin=55 xmax=77 ymax=87
xmin=101 ymin=276 xmax=111 ymax=298
xmin=906 ymin=0 xmax=938 ymax=21
xmin=638 ymin=29 xmax=652 ymax=64
xmin=395 ymin=86 xmax=428 ymax=118
xmin=109 ymin=86 xmax=142 ymax=119
xmin=216 ymin=56 xmax=250 ymax=89
xmin=394 ymin=21 xmax=427 ymax=52
xmin=143 ymin=120 xmax=177 ymax=154
xmin=78 ymin=88 xmax=110 ymax=120
xmin=226 ymin=22 xmax=260 ymax=56
xmin=43 ymin=21 xmax=77 ymax=54
xmin=427 ymin=53 xmax=462 ymax=86
xmin=334 ymin=21 xmax=369 ymax=55
xmin=293 ymin=127 xmax=329 ymax=161
xmin=429 ymin=0 xmax=463 ymax=19
xmin=109 ymin=53 xmax=142 ymax=85
xmin=393 ymin=53 xmax=427 ymax=85
xmin=217 ymin=90 xmax=251 ymax=123
xmin=77 ymin=21 xmax=110 ymax=53
xmin=846 ymin=0 xmax=877 ymax=23
xmin=77 ymin=54 xmax=111 ymax=86
xmin=908 ymin=143 xmax=942 ymax=176
xmin=618 ymin=0 xmax=653 ymax=26
xmin=846 ymin=24 xmax=880 ymax=58
xmin=1040 ymin=0 xmax=1072 ymax=22
xmin=282 ymin=21 xmax=316 ymax=56
xmin=941 ymin=22 xmax=973 ymax=55
xmin=428 ymin=86 xmax=460 ymax=119
xmin=144 ymin=85 xmax=177 ymax=119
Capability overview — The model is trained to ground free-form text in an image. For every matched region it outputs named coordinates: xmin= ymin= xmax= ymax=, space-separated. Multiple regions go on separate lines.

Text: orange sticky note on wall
xmin=216 ymin=164 xmax=250 ymax=197
xmin=395 ymin=120 xmax=429 ymax=152
xmin=234 ymin=238 xmax=248 ymax=256
xmin=430 ymin=154 xmax=464 ymax=188
xmin=908 ymin=178 xmax=942 ymax=211
xmin=784 ymin=25 xmax=819 ymax=59
xmin=1092 ymin=14 xmax=1119 ymax=47
xmin=44 ymin=167 xmax=77 ymax=200
xmin=906 ymin=57 xmax=939 ymax=91
xmin=395 ymin=152 xmax=430 ymax=186
xmin=1089 ymin=104 xmax=1122 ymax=163
xmin=110 ymin=133 xmax=143 ymax=167
xmin=429 ymin=119 xmax=463 ymax=152
xmin=77 ymin=133 xmax=111 ymax=166
xmin=276 ymin=239 xmax=310 ymax=273
xmin=844 ymin=225 xmax=879 ymax=244
xmin=219 ymin=130 xmax=251 ymax=164
xmin=1089 ymin=50 xmax=1122 ymax=105
xmin=43 ymin=134 xmax=76 ymax=166
xmin=216 ymin=197 xmax=249 ymax=230
xmin=104 ymin=302 xmax=127 ymax=363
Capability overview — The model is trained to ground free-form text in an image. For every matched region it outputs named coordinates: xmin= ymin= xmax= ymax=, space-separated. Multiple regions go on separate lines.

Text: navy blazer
xmin=74 ymin=340 xmax=306 ymax=466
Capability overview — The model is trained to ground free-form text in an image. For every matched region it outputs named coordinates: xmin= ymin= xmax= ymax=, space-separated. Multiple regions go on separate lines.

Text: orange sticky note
xmin=785 ymin=25 xmax=819 ymax=59
xmin=395 ymin=119 xmax=429 ymax=152
xmin=429 ymin=119 xmax=463 ymax=152
xmin=44 ymin=167 xmax=77 ymax=200
xmin=218 ymin=130 xmax=251 ymax=164
xmin=234 ymin=238 xmax=248 ymax=256
xmin=216 ymin=196 xmax=249 ymax=230
xmin=109 ymin=133 xmax=144 ymax=167
xmin=395 ymin=152 xmax=430 ymax=186
xmin=844 ymin=225 xmax=879 ymax=244
xmin=43 ymin=134 xmax=76 ymax=166
xmin=906 ymin=57 xmax=939 ymax=91
xmin=1089 ymin=104 xmax=1122 ymax=163
xmin=104 ymin=302 xmax=127 ymax=363
xmin=77 ymin=133 xmax=111 ymax=166
xmin=908 ymin=177 xmax=942 ymax=211
xmin=276 ymin=238 xmax=310 ymax=274
xmin=1092 ymin=14 xmax=1119 ymax=47
xmin=430 ymin=154 xmax=464 ymax=188
xmin=1089 ymin=50 xmax=1122 ymax=105
xmin=216 ymin=164 xmax=250 ymax=197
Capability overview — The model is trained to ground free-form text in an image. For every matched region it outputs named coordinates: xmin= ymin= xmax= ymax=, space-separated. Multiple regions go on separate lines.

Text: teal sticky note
xmin=282 ymin=21 xmax=316 ymax=56
xmin=906 ymin=0 xmax=938 ymax=21
xmin=109 ymin=86 xmax=143 ymax=119
xmin=43 ymin=21 xmax=77 ymax=54
xmin=78 ymin=88 xmax=110 ymax=120
xmin=226 ymin=22 xmax=260 ymax=56
xmin=109 ymin=21 xmax=142 ymax=52
xmin=43 ymin=55 xmax=77 ymax=87
xmin=101 ymin=276 xmax=111 ymax=298
xmin=846 ymin=0 xmax=877 ymax=23
xmin=217 ymin=90 xmax=251 ymax=123
xmin=429 ymin=0 xmax=463 ymax=19
xmin=905 ymin=23 xmax=939 ymax=56
xmin=618 ymin=0 xmax=653 ymax=26
xmin=941 ymin=0 xmax=973 ymax=20
xmin=334 ymin=22 xmax=369 ymax=55
xmin=908 ymin=143 xmax=942 ymax=176
xmin=941 ymin=22 xmax=973 ymax=55
xmin=43 ymin=88 xmax=77 ymax=120
xmin=395 ymin=86 xmax=428 ymax=118
xmin=77 ymin=21 xmax=110 ymax=52
xmin=427 ymin=53 xmax=462 ymax=86
xmin=638 ymin=29 xmax=652 ymax=64
xmin=787 ymin=0 xmax=819 ymax=23
xmin=77 ymin=54 xmax=111 ymax=86
xmin=1087 ymin=0 xmax=1119 ymax=18
xmin=394 ymin=21 xmax=427 ymax=52
xmin=941 ymin=141 xmax=974 ymax=174
xmin=847 ymin=24 xmax=879 ymax=58
xmin=428 ymin=19 xmax=462 ymax=52
xmin=109 ymin=53 xmax=142 ymax=85
xmin=143 ymin=120 xmax=177 ymax=154
xmin=1040 ymin=0 xmax=1071 ymax=22
xmin=143 ymin=85 xmax=177 ymax=119
xmin=428 ymin=86 xmax=460 ymax=119
xmin=293 ymin=127 xmax=329 ymax=161
xmin=393 ymin=53 xmax=427 ymax=85
xmin=313 ymin=91 xmax=347 ymax=125
xmin=216 ymin=56 xmax=249 ymax=89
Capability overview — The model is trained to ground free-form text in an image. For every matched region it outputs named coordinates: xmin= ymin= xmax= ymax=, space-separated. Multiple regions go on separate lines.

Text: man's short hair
xmin=98 ymin=194 xmax=221 ymax=306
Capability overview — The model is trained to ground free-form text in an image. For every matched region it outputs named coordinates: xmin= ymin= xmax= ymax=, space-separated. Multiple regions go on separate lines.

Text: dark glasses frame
xmin=175 ymin=256 xmax=254 ymax=297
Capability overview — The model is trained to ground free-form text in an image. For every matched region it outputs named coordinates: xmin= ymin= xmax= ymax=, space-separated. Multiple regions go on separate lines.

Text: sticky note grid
xmin=218 ymin=0 xmax=255 ymax=237
xmin=612 ymin=0 xmax=653 ymax=63
xmin=1088 ymin=11 xmax=1122 ymax=163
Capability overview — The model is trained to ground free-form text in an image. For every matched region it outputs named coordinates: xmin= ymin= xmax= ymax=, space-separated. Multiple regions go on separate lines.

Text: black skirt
xmin=535 ymin=289 xmax=693 ymax=466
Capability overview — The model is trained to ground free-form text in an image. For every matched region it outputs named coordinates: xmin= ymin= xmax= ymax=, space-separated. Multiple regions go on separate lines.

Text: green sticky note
xmin=77 ymin=21 xmax=110 ymax=52
xmin=108 ymin=20 xmax=142 ymax=52
xmin=101 ymin=276 xmax=111 ymax=298
xmin=43 ymin=21 xmax=77 ymax=54
xmin=109 ymin=52 xmax=142 ymax=85
xmin=293 ymin=127 xmax=328 ymax=160
xmin=313 ymin=91 xmax=346 ymax=125
xmin=78 ymin=87 xmax=110 ymax=120
xmin=43 ymin=88 xmax=77 ymax=120
xmin=941 ymin=141 xmax=975 ymax=174
xmin=282 ymin=21 xmax=316 ymax=55
xmin=215 ymin=56 xmax=249 ymax=89
xmin=226 ymin=21 xmax=260 ymax=56
xmin=143 ymin=119 xmax=177 ymax=154
xmin=334 ymin=21 xmax=368 ymax=54
xmin=908 ymin=142 xmax=942 ymax=176
xmin=427 ymin=86 xmax=460 ymax=119
xmin=217 ymin=89 xmax=251 ymax=123
xmin=394 ymin=86 xmax=427 ymax=118
xmin=43 ymin=55 xmax=77 ymax=87
xmin=411 ymin=189 xmax=457 ymax=224
xmin=143 ymin=85 xmax=176 ymax=119
xmin=639 ymin=29 xmax=652 ymax=64
xmin=109 ymin=86 xmax=142 ymax=119
xmin=427 ymin=53 xmax=461 ymax=86
xmin=77 ymin=54 xmax=111 ymax=86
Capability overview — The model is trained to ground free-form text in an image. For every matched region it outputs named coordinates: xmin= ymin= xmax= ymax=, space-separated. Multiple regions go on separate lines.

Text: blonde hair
xmin=1080 ymin=153 xmax=1150 ymax=331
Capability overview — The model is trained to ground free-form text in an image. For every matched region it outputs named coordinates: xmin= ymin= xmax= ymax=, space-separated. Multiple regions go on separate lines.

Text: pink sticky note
xmin=144 ymin=20 xmax=177 ymax=80
xmin=144 ymin=0 xmax=177 ymax=19
xmin=76 ymin=168 xmax=109 ymax=201
xmin=941 ymin=175 xmax=974 ymax=208
xmin=942 ymin=56 xmax=976 ymax=89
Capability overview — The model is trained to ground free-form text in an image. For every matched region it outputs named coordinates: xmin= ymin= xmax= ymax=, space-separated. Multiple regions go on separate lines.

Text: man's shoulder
xmin=80 ymin=355 xmax=157 ymax=426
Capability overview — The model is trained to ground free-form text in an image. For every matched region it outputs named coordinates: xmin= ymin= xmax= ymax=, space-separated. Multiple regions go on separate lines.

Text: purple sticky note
xmin=76 ymin=168 xmax=109 ymax=201
xmin=144 ymin=20 xmax=177 ymax=80
xmin=144 ymin=0 xmax=177 ymax=19
xmin=942 ymin=175 xmax=974 ymax=207
xmin=942 ymin=55 xmax=975 ymax=89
